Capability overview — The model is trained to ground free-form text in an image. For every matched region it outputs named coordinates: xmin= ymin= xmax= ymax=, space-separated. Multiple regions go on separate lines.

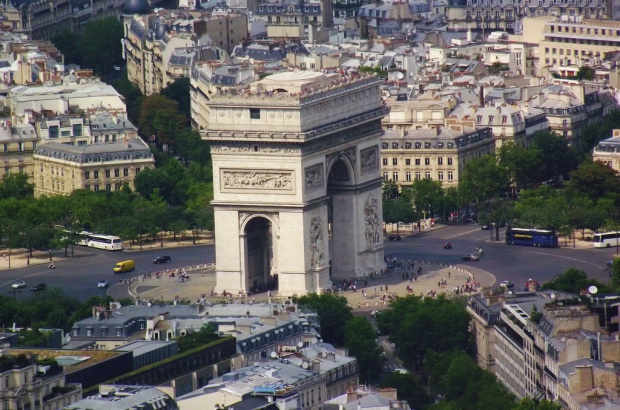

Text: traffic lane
xmin=0 ymin=245 xmax=215 ymax=301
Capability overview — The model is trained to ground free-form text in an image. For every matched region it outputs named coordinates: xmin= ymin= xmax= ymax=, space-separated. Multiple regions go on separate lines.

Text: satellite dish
xmin=311 ymin=337 xmax=318 ymax=344
xmin=396 ymin=72 xmax=404 ymax=80
xmin=507 ymin=290 xmax=513 ymax=295
xmin=147 ymin=302 xmax=152 ymax=307
xmin=589 ymin=285 xmax=599 ymax=295
xmin=550 ymin=293 xmax=556 ymax=299
xmin=297 ymin=342 xmax=303 ymax=348
xmin=302 ymin=362 xmax=309 ymax=369
xmin=561 ymin=337 xmax=566 ymax=343
xmin=270 ymin=351 xmax=277 ymax=358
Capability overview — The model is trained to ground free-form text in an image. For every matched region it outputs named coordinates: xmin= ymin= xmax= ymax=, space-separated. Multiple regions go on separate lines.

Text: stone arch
xmin=239 ymin=212 xmax=280 ymax=237
xmin=326 ymin=152 xmax=356 ymax=186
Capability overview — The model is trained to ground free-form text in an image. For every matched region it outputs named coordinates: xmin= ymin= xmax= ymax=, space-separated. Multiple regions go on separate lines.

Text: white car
xmin=11 ymin=281 xmax=26 ymax=289
xmin=98 ymin=280 xmax=109 ymax=288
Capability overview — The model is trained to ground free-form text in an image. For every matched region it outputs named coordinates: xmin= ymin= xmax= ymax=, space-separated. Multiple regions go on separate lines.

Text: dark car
xmin=31 ymin=283 xmax=47 ymax=292
xmin=387 ymin=234 xmax=402 ymax=241
xmin=153 ymin=255 xmax=172 ymax=264
xmin=462 ymin=254 xmax=480 ymax=261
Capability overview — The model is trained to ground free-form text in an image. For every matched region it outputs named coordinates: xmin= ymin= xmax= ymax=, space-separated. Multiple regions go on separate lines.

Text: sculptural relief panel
xmin=221 ymin=169 xmax=295 ymax=192
xmin=310 ymin=216 xmax=325 ymax=267
xmin=304 ymin=163 xmax=324 ymax=190
xmin=360 ymin=145 xmax=379 ymax=174
xmin=364 ymin=194 xmax=382 ymax=249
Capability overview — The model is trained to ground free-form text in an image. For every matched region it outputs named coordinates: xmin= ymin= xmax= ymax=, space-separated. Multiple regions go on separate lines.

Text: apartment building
xmin=0 ymin=123 xmax=37 ymax=179
xmin=0 ymin=345 xmax=82 ymax=410
xmin=32 ymin=136 xmax=154 ymax=197
xmin=0 ymin=0 xmax=123 ymax=40
xmin=467 ymin=291 xmax=620 ymax=407
xmin=592 ymin=129 xmax=620 ymax=172
xmin=382 ymin=98 xmax=456 ymax=135
xmin=65 ymin=385 xmax=177 ymax=410
xmin=123 ymin=9 xmax=242 ymax=95
xmin=380 ymin=124 xmax=495 ymax=188
xmin=445 ymin=0 xmax=607 ymax=34
xmin=254 ymin=0 xmax=333 ymax=41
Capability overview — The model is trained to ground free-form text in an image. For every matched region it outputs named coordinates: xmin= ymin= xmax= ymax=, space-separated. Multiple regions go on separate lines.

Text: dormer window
xmin=424 ymin=142 xmax=431 ymax=149
xmin=392 ymin=142 xmax=399 ymax=149
xmin=382 ymin=143 xmax=388 ymax=149
xmin=447 ymin=142 xmax=454 ymax=148
xmin=415 ymin=142 xmax=421 ymax=149
xmin=488 ymin=115 xmax=494 ymax=123
xmin=477 ymin=115 xmax=482 ymax=123
xmin=502 ymin=115 xmax=507 ymax=124
xmin=405 ymin=142 xmax=412 ymax=149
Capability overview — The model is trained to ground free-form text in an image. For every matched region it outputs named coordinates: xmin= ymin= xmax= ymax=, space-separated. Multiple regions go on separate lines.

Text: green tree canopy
xmin=381 ymin=371 xmax=431 ymax=409
xmin=566 ymin=161 xmax=620 ymax=203
xmin=541 ymin=268 xmax=612 ymax=294
xmin=296 ymin=293 xmax=353 ymax=346
xmin=344 ymin=317 xmax=383 ymax=383
xmin=459 ymin=155 xmax=510 ymax=204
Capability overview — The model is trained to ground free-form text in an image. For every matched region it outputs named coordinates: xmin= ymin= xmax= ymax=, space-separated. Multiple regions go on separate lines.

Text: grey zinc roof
xmin=65 ymin=386 xmax=177 ymax=410
xmin=89 ymin=113 xmax=137 ymax=133
xmin=35 ymin=138 xmax=151 ymax=162
xmin=114 ymin=340 xmax=177 ymax=356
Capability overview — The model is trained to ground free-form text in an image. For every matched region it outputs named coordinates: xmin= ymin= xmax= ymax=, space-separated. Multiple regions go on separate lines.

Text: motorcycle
xmin=475 ymin=247 xmax=484 ymax=255
xmin=443 ymin=242 xmax=452 ymax=249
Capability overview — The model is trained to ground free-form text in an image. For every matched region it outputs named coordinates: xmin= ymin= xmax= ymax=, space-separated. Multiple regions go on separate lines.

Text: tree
xmin=50 ymin=30 xmax=81 ymax=65
xmin=515 ymin=186 xmax=568 ymax=231
xmin=532 ymin=130 xmax=577 ymax=181
xmin=0 ymin=173 xmax=34 ymax=199
xmin=381 ymin=371 xmax=431 ymax=408
xmin=566 ymin=161 xmax=620 ymax=203
xmin=175 ymin=324 xmax=218 ymax=351
xmin=296 ymin=293 xmax=353 ymax=346
xmin=459 ymin=155 xmax=510 ymax=204
xmin=576 ymin=66 xmax=595 ymax=81
xmin=344 ymin=317 xmax=383 ymax=383
xmin=79 ymin=18 xmax=124 ymax=76
xmin=542 ymin=267 xmax=612 ymax=294
xmin=138 ymin=95 xmax=187 ymax=150
xmin=377 ymin=296 xmax=471 ymax=369
xmin=161 ymin=78 xmax=191 ymax=120
xmin=515 ymin=398 xmax=562 ymax=410
xmin=409 ymin=178 xmax=444 ymax=219
xmin=498 ymin=142 xmax=542 ymax=190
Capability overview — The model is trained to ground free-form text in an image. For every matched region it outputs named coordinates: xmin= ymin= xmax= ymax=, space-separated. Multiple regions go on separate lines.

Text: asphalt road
xmin=0 ymin=245 xmax=215 ymax=301
xmin=0 ymin=225 xmax=616 ymax=301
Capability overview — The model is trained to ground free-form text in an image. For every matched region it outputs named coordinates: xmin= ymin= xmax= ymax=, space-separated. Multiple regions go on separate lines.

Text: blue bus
xmin=506 ymin=228 xmax=558 ymax=248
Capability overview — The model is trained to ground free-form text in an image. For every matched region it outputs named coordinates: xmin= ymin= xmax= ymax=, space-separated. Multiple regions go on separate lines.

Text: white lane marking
xmin=524 ymin=250 xmax=602 ymax=268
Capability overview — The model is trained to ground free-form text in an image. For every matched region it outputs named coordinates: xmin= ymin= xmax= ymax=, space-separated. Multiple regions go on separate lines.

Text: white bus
xmin=85 ymin=233 xmax=122 ymax=251
xmin=593 ymin=232 xmax=620 ymax=248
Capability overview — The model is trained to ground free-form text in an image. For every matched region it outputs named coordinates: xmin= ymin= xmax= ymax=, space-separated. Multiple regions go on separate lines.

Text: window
xmin=114 ymin=168 xmax=120 ymax=177
xmin=392 ymin=172 xmax=398 ymax=181
xmin=86 ymin=329 xmax=92 ymax=337
xmin=448 ymin=158 xmax=453 ymax=165
xmin=448 ymin=171 xmax=454 ymax=181
xmin=94 ymin=171 xmax=99 ymax=178
xmin=85 ymin=171 xmax=90 ymax=180
xmin=49 ymin=125 xmax=59 ymax=139
xmin=424 ymin=158 xmax=430 ymax=165
xmin=105 ymin=170 xmax=110 ymax=178
xmin=135 ymin=168 xmax=141 ymax=175
xmin=73 ymin=124 xmax=82 ymax=136
xmin=392 ymin=142 xmax=398 ymax=149
xmin=477 ymin=115 xmax=482 ymax=123
xmin=17 ymin=142 xmax=23 ymax=152
xmin=2 ymin=144 xmax=6 ymax=152
xmin=392 ymin=158 xmax=398 ymax=166
xmin=61 ymin=130 xmax=71 ymax=136
xmin=405 ymin=142 xmax=411 ymax=149
xmin=382 ymin=158 xmax=388 ymax=166
xmin=250 ymin=108 xmax=261 ymax=119
xmin=382 ymin=172 xmax=388 ymax=181
xmin=406 ymin=172 xmax=411 ymax=181
xmin=415 ymin=172 xmax=421 ymax=180
xmin=415 ymin=158 xmax=420 ymax=165
xmin=415 ymin=142 xmax=421 ymax=149
xmin=438 ymin=171 xmax=444 ymax=180
xmin=405 ymin=159 xmax=411 ymax=165
xmin=123 ymin=168 xmax=129 ymax=177
xmin=424 ymin=142 xmax=431 ymax=149
xmin=382 ymin=143 xmax=388 ymax=149
xmin=438 ymin=157 xmax=443 ymax=165
xmin=106 ymin=184 xmax=111 ymax=191
xmin=94 ymin=184 xmax=100 ymax=191
xmin=115 ymin=183 xmax=121 ymax=191
xmin=425 ymin=172 xmax=431 ymax=179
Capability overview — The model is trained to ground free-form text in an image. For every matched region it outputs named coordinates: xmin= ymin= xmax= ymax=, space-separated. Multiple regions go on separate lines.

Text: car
xmin=500 ymin=280 xmax=514 ymax=289
xmin=370 ymin=310 xmax=383 ymax=318
xmin=480 ymin=224 xmax=490 ymax=230
xmin=387 ymin=234 xmax=402 ymax=241
xmin=11 ymin=281 xmax=26 ymax=289
xmin=393 ymin=368 xmax=409 ymax=374
xmin=153 ymin=255 xmax=172 ymax=264
xmin=98 ymin=280 xmax=109 ymax=288
xmin=462 ymin=254 xmax=480 ymax=261
xmin=30 ymin=283 xmax=46 ymax=292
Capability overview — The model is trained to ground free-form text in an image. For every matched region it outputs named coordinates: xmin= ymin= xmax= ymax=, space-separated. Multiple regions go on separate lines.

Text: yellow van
xmin=113 ymin=260 xmax=135 ymax=273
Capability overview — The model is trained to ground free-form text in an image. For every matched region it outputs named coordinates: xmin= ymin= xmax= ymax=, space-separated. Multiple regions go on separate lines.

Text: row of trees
xmin=383 ymin=123 xmax=620 ymax=238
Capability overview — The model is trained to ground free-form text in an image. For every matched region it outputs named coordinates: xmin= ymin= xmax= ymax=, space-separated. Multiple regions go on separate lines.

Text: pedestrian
xmin=380 ymin=285 xmax=383 ymax=291
xmin=374 ymin=286 xmax=377 ymax=294
xmin=448 ymin=271 xmax=451 ymax=278
xmin=386 ymin=285 xmax=388 ymax=291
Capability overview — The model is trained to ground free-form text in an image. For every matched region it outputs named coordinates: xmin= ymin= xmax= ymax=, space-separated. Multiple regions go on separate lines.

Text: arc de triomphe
xmin=203 ymin=71 xmax=388 ymax=296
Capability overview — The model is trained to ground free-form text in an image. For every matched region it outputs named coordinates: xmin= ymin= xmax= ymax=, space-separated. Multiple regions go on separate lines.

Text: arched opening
xmin=327 ymin=158 xmax=354 ymax=279
xmin=244 ymin=217 xmax=276 ymax=293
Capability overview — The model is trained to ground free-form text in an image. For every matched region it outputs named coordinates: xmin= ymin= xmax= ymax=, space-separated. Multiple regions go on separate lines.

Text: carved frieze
xmin=211 ymin=143 xmax=301 ymax=155
xmin=360 ymin=145 xmax=379 ymax=174
xmin=222 ymin=170 xmax=294 ymax=191
xmin=305 ymin=163 xmax=324 ymax=190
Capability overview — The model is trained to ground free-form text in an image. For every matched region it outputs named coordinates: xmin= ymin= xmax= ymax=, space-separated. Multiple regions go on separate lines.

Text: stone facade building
xmin=32 ymin=136 xmax=153 ymax=197
xmin=0 ymin=123 xmax=38 ymax=179
xmin=593 ymin=129 xmax=620 ymax=172
xmin=380 ymin=125 xmax=495 ymax=187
